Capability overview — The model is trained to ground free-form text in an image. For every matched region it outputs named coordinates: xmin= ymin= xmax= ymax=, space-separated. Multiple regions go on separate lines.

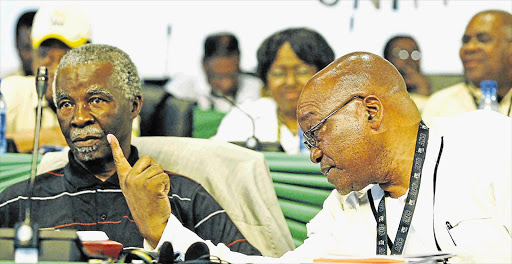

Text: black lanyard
xmin=368 ymin=121 xmax=429 ymax=255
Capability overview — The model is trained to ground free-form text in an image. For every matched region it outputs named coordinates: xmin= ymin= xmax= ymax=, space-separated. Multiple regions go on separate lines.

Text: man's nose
xmin=310 ymin=147 xmax=323 ymax=164
xmin=461 ymin=38 xmax=480 ymax=51
xmin=71 ymin=104 xmax=94 ymax=127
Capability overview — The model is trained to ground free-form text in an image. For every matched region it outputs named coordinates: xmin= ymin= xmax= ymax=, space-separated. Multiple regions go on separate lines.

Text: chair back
xmin=140 ymin=85 xmax=196 ymax=137
xmin=37 ymin=136 xmax=294 ymax=257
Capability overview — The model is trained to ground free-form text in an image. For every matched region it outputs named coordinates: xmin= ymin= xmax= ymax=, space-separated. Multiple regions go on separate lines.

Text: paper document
xmin=313 ymin=252 xmax=454 ymax=263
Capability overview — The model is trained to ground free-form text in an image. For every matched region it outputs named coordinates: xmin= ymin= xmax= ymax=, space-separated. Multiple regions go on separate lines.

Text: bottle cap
xmin=480 ymin=80 xmax=497 ymax=96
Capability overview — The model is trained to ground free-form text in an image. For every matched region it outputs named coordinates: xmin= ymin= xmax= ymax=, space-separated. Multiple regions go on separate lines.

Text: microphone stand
xmin=0 ymin=67 xmax=87 ymax=262
xmin=212 ymin=91 xmax=261 ymax=150
xmin=13 ymin=66 xmax=48 ymax=262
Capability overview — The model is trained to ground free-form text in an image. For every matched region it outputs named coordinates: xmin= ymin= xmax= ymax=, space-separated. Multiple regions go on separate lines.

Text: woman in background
xmin=212 ymin=27 xmax=335 ymax=153
xmin=383 ymin=35 xmax=431 ymax=112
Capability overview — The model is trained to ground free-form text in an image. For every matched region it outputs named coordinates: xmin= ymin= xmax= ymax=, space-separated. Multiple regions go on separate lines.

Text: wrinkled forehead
xmin=298 ymin=73 xmax=360 ymax=125
xmin=55 ymin=62 xmax=115 ymax=94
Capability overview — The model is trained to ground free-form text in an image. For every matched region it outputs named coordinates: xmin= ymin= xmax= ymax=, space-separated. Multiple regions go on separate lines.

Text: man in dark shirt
xmin=0 ymin=43 xmax=259 ymax=255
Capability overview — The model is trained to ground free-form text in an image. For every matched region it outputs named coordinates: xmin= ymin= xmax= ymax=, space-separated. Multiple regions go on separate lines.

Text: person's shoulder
xmin=165 ymin=171 xmax=203 ymax=193
xmin=165 ymin=74 xmax=202 ymax=98
xmin=1 ymin=68 xmax=24 ymax=79
xmin=431 ymin=110 xmax=510 ymax=131
xmin=429 ymin=111 xmax=511 ymax=161
xmin=241 ymin=97 xmax=276 ymax=110
xmin=1 ymin=75 xmax=34 ymax=94
xmin=421 ymin=82 xmax=472 ymax=122
xmin=166 ymin=171 xmax=198 ymax=183
xmin=1 ymin=75 xmax=34 ymax=88
xmin=236 ymin=97 xmax=277 ymax=120
xmin=237 ymin=74 xmax=263 ymax=102
xmin=410 ymin=93 xmax=429 ymax=110
xmin=222 ymin=97 xmax=275 ymax=118
xmin=0 ymin=168 xmax=66 ymax=201
xmin=432 ymin=111 xmax=511 ymax=140
xmin=164 ymin=171 xmax=220 ymax=205
xmin=431 ymin=111 xmax=511 ymax=183
xmin=428 ymin=82 xmax=468 ymax=99
xmin=239 ymin=73 xmax=263 ymax=87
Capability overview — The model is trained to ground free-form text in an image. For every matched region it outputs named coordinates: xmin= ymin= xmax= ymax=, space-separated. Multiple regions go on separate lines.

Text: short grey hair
xmin=54 ymin=44 xmax=141 ymax=104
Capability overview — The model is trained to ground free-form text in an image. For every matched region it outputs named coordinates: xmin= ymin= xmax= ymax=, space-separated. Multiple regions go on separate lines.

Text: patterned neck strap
xmin=368 ymin=121 xmax=429 ymax=255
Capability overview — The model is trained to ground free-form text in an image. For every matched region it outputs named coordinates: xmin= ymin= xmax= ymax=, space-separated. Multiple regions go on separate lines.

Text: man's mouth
xmin=462 ymin=58 xmax=483 ymax=68
xmin=321 ymin=166 xmax=334 ymax=176
xmin=72 ymin=136 xmax=102 ymax=147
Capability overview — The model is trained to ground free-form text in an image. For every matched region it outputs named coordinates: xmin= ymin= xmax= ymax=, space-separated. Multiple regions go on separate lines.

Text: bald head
xmin=472 ymin=10 xmax=512 ymax=28
xmin=298 ymin=51 xmax=421 ymax=131
xmin=460 ymin=10 xmax=512 ymax=90
xmin=297 ymin=52 xmax=424 ymax=196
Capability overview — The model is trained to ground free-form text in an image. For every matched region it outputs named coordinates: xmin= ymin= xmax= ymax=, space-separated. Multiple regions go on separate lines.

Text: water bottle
xmin=478 ymin=80 xmax=499 ymax=111
xmin=0 ymin=90 xmax=7 ymax=154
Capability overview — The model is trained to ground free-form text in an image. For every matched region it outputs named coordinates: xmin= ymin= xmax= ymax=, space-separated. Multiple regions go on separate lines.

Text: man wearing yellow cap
xmin=1 ymin=6 xmax=91 ymax=153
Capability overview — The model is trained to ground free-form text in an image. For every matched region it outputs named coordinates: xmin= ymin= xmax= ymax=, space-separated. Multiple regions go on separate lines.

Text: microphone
xmin=26 ymin=66 xmax=48 ymax=220
xmin=158 ymin=241 xmax=175 ymax=264
xmin=184 ymin=241 xmax=210 ymax=262
xmin=212 ymin=91 xmax=261 ymax=150
xmin=36 ymin=66 xmax=48 ymax=100
xmin=12 ymin=66 xmax=48 ymax=262
xmin=0 ymin=67 xmax=87 ymax=262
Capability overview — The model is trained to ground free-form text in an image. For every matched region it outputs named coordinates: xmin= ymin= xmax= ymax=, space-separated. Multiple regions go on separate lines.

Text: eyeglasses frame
xmin=302 ymin=95 xmax=365 ymax=151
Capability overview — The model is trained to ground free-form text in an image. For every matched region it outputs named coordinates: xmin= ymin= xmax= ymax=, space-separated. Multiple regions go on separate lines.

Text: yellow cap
xmin=31 ymin=6 xmax=91 ymax=49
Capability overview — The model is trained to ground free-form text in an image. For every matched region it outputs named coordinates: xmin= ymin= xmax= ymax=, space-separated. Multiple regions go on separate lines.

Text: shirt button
xmin=100 ymin=214 xmax=107 ymax=220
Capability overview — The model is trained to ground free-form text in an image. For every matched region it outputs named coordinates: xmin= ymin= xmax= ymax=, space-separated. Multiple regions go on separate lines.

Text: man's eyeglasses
xmin=303 ymin=95 xmax=365 ymax=151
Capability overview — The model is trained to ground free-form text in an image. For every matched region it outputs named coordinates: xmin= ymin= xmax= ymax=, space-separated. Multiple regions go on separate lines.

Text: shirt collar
xmin=64 ymin=145 xmax=139 ymax=190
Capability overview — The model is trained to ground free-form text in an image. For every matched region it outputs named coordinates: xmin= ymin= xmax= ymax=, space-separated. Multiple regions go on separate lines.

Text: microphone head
xmin=36 ymin=66 xmax=48 ymax=99
xmin=184 ymin=241 xmax=210 ymax=261
xmin=158 ymin=241 xmax=174 ymax=264
xmin=245 ymin=136 xmax=261 ymax=151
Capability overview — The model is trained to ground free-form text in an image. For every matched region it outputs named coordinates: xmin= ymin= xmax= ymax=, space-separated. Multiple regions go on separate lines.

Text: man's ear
xmin=130 ymin=94 xmax=143 ymax=120
xmin=363 ymin=95 xmax=382 ymax=130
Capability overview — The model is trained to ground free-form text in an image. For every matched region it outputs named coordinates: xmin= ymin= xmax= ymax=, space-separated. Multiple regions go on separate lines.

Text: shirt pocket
xmin=446 ymin=217 xmax=511 ymax=263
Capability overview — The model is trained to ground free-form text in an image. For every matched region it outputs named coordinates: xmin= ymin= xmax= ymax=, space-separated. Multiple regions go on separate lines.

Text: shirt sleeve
xmin=144 ymin=201 xmax=338 ymax=263
xmin=188 ymin=183 xmax=261 ymax=255
xmin=145 ymin=214 xmax=279 ymax=263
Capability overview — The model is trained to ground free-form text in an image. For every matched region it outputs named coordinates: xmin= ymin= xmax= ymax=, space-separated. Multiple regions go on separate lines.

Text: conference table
xmin=0 ymin=152 xmax=333 ymax=247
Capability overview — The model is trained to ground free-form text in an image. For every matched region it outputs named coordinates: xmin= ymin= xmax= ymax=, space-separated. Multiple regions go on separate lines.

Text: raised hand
xmin=401 ymin=64 xmax=431 ymax=96
xmin=108 ymin=134 xmax=171 ymax=248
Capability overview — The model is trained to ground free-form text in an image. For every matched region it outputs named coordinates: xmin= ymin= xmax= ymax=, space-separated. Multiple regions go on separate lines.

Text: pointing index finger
xmin=107 ymin=134 xmax=132 ymax=179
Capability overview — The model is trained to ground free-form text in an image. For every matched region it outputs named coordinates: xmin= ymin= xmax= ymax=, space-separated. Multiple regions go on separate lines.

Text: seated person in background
xmin=166 ymin=32 xmax=263 ymax=113
xmin=125 ymin=52 xmax=509 ymax=264
xmin=422 ymin=10 xmax=512 ymax=121
xmin=212 ymin=27 xmax=335 ymax=154
xmin=1 ymin=6 xmax=91 ymax=153
xmin=2 ymin=10 xmax=37 ymax=78
xmin=383 ymin=35 xmax=431 ymax=111
xmin=0 ymin=44 xmax=260 ymax=255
